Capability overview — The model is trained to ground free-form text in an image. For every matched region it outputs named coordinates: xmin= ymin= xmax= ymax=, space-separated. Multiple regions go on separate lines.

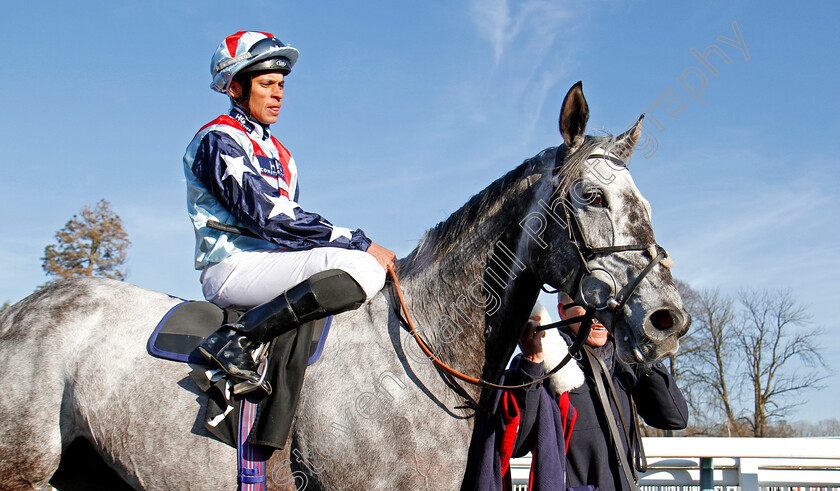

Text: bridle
xmin=557 ymin=152 xmax=671 ymax=334
xmin=387 ymin=149 xmax=673 ymax=394
xmin=540 ymin=150 xmax=673 ymax=361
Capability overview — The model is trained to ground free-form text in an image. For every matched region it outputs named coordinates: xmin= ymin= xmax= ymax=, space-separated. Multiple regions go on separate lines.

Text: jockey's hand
xmin=519 ymin=316 xmax=546 ymax=364
xmin=367 ymin=242 xmax=397 ymax=272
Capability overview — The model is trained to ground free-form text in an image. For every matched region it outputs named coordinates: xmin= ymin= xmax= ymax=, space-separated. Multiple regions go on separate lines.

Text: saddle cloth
xmin=147 ymin=300 xmax=334 ymax=450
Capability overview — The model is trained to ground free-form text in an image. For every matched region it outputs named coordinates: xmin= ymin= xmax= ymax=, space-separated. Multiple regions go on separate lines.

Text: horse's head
xmin=532 ymin=82 xmax=690 ymax=363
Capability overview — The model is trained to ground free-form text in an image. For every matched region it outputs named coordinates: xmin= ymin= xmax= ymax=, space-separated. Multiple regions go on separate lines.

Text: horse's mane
xmin=399 ymin=157 xmax=544 ymax=276
xmin=400 ymin=134 xmax=615 ymax=276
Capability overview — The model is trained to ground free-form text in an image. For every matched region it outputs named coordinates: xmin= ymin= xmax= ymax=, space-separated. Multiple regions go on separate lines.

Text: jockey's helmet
xmin=210 ymin=31 xmax=299 ymax=94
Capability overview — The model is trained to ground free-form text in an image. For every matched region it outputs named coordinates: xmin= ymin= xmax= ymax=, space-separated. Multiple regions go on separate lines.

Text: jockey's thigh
xmin=201 ymin=247 xmax=386 ymax=307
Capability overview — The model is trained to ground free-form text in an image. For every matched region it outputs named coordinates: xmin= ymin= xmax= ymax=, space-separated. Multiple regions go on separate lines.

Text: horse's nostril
xmin=650 ymin=309 xmax=675 ymax=331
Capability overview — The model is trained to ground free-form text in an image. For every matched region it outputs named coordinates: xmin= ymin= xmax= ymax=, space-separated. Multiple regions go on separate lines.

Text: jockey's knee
xmin=339 ymin=252 xmax=386 ymax=301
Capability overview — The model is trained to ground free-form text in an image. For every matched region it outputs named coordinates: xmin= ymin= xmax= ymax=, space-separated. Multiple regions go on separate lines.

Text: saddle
xmin=147 ymin=300 xmax=334 ymax=450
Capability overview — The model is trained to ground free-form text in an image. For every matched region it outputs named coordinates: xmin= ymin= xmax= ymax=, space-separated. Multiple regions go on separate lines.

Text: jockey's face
xmin=229 ymin=72 xmax=285 ymax=125
xmin=247 ymin=72 xmax=284 ymax=124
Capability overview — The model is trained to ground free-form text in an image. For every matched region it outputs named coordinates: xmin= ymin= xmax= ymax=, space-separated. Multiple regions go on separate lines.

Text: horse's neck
xmin=397 ymin=171 xmax=542 ymax=381
xmin=397 ymin=256 xmax=488 ymax=379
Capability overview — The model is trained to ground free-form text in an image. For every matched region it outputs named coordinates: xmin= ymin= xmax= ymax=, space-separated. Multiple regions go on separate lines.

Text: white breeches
xmin=200 ymin=247 xmax=386 ymax=307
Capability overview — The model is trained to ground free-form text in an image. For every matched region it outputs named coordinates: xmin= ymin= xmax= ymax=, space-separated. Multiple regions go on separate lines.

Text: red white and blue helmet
xmin=210 ymin=31 xmax=299 ymax=94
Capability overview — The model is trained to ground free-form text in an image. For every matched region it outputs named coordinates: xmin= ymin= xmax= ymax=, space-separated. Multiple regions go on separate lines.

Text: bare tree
xmin=669 ymin=280 xmax=706 ymax=432
xmin=673 ymin=282 xmax=828 ymax=437
xmin=674 ymin=282 xmax=743 ymax=435
xmin=786 ymin=418 xmax=840 ymax=437
xmin=736 ymin=289 xmax=827 ymax=437
xmin=41 ymin=199 xmax=130 ymax=282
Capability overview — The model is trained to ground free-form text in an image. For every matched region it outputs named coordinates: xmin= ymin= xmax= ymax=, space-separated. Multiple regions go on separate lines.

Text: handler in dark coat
xmin=517 ymin=292 xmax=688 ymax=490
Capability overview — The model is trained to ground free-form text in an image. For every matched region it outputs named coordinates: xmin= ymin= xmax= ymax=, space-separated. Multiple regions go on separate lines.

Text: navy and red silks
xmin=184 ymin=106 xmax=372 ymax=269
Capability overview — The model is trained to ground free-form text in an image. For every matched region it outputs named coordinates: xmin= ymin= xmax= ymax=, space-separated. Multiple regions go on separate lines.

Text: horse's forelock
xmin=553 ymin=133 xmax=618 ymax=200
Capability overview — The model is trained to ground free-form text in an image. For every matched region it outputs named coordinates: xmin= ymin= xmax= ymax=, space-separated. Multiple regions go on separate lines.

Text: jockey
xmin=184 ymin=31 xmax=396 ymax=393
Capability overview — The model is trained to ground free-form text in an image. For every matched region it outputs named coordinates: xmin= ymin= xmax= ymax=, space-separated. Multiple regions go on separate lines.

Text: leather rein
xmin=386 ymin=264 xmax=594 ymax=391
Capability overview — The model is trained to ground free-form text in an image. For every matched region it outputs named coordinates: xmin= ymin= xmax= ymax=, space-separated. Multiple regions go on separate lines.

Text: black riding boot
xmin=198 ymin=269 xmax=366 ymax=392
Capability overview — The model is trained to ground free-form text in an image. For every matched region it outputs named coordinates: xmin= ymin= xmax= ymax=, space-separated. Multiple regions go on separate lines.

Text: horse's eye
xmin=582 ymin=190 xmax=607 ymax=207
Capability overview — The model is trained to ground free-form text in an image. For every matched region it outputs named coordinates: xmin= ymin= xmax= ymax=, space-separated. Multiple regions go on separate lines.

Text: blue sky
xmin=1 ymin=1 xmax=838 ymax=421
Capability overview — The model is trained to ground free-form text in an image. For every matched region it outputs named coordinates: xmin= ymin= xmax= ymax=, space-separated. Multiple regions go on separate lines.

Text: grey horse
xmin=0 ymin=82 xmax=688 ymax=490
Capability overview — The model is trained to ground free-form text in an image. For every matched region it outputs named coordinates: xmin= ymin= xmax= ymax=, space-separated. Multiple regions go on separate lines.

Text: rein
xmin=386 ymin=265 xmax=590 ymax=391
xmin=203 ymin=220 xmax=586 ymax=391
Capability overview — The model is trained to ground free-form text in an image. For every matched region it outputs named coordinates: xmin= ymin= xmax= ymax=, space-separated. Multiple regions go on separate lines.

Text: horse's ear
xmin=612 ymin=114 xmax=644 ymax=161
xmin=559 ymin=81 xmax=589 ymax=149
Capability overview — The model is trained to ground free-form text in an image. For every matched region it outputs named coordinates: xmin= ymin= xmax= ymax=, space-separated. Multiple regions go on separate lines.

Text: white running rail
xmin=510 ymin=437 xmax=840 ymax=490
